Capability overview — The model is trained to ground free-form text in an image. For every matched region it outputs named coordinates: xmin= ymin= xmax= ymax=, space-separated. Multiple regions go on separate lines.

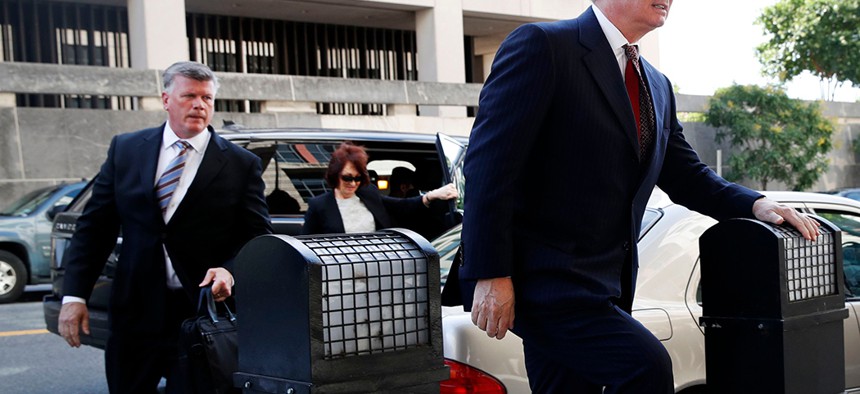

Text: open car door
xmin=436 ymin=133 xmax=466 ymax=228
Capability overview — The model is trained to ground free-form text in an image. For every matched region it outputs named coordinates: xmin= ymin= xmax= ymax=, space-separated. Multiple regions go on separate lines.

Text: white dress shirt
xmin=157 ymin=123 xmax=211 ymax=289
xmin=592 ymin=4 xmax=640 ymax=81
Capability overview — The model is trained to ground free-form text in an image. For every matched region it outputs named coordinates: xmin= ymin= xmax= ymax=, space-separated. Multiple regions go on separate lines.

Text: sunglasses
xmin=340 ymin=174 xmax=363 ymax=183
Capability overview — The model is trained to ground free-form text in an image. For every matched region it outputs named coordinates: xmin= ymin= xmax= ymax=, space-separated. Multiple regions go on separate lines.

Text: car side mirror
xmin=47 ymin=204 xmax=67 ymax=221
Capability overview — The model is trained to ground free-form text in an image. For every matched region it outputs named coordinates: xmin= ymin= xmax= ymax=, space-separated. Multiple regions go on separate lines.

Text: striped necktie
xmin=155 ymin=140 xmax=192 ymax=214
xmin=623 ymin=44 xmax=656 ymax=161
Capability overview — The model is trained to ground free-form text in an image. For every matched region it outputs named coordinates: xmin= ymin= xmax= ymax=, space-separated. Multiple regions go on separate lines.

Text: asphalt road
xmin=0 ymin=285 xmax=108 ymax=394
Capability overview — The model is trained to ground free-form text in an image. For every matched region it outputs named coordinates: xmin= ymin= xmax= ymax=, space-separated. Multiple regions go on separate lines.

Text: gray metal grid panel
xmin=301 ymin=233 xmax=431 ymax=360
xmin=775 ymin=226 xmax=839 ymax=301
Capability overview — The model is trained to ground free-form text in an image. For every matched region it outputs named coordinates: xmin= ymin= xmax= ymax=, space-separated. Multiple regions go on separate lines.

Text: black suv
xmin=42 ymin=127 xmax=466 ymax=349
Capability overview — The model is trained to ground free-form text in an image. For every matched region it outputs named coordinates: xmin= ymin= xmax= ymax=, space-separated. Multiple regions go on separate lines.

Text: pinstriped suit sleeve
xmin=654 ymin=75 xmax=762 ymax=220
xmin=461 ymin=24 xmax=556 ymax=281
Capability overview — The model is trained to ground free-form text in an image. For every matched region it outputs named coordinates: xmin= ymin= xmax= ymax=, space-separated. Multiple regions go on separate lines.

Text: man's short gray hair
xmin=162 ymin=61 xmax=220 ymax=94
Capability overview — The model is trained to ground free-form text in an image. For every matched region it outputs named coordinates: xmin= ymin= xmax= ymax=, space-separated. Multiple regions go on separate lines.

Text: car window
xmin=843 ymin=192 xmax=860 ymax=202
xmin=817 ymin=210 xmax=860 ymax=238
xmin=435 ymin=226 xmax=462 ymax=286
xmin=239 ymin=139 xmax=447 ymax=216
xmin=436 ymin=133 xmax=466 ymax=213
xmin=67 ymin=181 xmax=94 ymax=214
xmin=0 ymin=186 xmax=56 ymax=216
xmin=243 ymin=141 xmax=333 ymax=214
xmin=639 ymin=208 xmax=663 ymax=239
xmin=54 ymin=187 xmax=83 ymax=209
xmin=816 ymin=210 xmax=860 ymax=298
xmin=844 ymin=241 xmax=860 ymax=298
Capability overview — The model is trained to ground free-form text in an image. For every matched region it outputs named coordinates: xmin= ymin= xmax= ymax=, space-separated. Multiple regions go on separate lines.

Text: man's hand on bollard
xmin=753 ymin=198 xmax=820 ymax=241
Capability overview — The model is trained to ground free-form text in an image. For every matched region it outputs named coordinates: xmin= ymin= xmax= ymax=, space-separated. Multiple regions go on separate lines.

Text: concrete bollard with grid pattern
xmin=699 ymin=216 xmax=848 ymax=394
xmin=232 ymin=228 xmax=447 ymax=394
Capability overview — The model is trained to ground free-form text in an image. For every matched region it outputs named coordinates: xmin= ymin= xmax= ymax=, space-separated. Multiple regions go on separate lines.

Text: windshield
xmin=0 ymin=187 xmax=56 ymax=216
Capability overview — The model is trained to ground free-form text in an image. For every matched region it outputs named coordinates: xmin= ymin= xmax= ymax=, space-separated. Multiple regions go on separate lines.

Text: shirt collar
xmin=591 ymin=4 xmax=638 ymax=55
xmin=162 ymin=122 xmax=210 ymax=153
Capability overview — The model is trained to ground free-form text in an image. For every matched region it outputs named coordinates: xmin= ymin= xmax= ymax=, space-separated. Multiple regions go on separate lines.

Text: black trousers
xmin=515 ymin=303 xmax=674 ymax=394
xmin=105 ymin=289 xmax=193 ymax=394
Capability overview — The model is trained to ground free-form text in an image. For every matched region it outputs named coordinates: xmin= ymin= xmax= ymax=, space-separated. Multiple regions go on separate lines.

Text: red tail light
xmin=440 ymin=358 xmax=507 ymax=394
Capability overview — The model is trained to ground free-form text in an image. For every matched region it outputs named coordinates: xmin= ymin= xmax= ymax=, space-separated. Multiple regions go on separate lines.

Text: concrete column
xmin=139 ymin=97 xmax=163 ymax=111
xmin=416 ymin=1 xmax=467 ymax=118
xmin=474 ymin=34 xmax=505 ymax=83
xmin=388 ymin=104 xmax=418 ymax=116
xmin=127 ymin=0 xmax=189 ymax=71
xmin=0 ymin=93 xmax=15 ymax=107
xmin=261 ymin=101 xmax=317 ymax=113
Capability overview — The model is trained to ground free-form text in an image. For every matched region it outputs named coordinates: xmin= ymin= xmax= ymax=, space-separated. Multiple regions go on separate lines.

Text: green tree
xmin=705 ymin=85 xmax=834 ymax=191
xmin=756 ymin=0 xmax=860 ymax=101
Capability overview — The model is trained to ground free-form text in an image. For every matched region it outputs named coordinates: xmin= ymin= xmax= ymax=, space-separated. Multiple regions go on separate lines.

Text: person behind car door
xmin=58 ymin=61 xmax=272 ymax=394
xmin=387 ymin=166 xmax=419 ymax=198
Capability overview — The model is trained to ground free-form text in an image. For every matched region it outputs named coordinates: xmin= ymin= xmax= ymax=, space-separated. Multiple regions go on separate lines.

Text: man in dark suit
xmin=459 ymin=1 xmax=820 ymax=392
xmin=58 ymin=61 xmax=272 ymax=393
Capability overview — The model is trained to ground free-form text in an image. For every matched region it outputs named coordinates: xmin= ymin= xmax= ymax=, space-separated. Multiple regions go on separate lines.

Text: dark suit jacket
xmin=63 ymin=125 xmax=272 ymax=334
xmin=458 ymin=8 xmax=762 ymax=314
xmin=301 ymin=185 xmax=425 ymax=235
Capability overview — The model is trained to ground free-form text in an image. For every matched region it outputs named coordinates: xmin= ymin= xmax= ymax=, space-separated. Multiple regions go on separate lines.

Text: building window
xmin=0 ymin=0 xmax=130 ymax=109
xmin=188 ymin=14 xmax=418 ymax=116
xmin=55 ymin=27 xmax=127 ymax=68
xmin=245 ymin=40 xmax=275 ymax=74
xmin=0 ymin=23 xmax=12 ymax=62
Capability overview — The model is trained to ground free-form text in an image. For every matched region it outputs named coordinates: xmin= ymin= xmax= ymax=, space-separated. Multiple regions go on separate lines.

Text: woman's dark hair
xmin=325 ymin=142 xmax=370 ymax=188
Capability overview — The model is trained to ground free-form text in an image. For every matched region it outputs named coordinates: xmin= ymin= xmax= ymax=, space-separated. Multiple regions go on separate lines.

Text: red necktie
xmin=623 ymin=44 xmax=655 ymax=160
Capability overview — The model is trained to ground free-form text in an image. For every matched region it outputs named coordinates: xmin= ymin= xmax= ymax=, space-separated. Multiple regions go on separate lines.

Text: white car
xmin=435 ymin=189 xmax=860 ymax=394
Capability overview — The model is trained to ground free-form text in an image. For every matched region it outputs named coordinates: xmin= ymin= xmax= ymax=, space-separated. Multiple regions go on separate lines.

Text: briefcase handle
xmin=197 ymin=286 xmax=237 ymax=324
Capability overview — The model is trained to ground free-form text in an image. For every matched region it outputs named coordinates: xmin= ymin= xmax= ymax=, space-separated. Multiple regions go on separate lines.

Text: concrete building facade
xmin=0 ymin=0 xmax=857 ymax=203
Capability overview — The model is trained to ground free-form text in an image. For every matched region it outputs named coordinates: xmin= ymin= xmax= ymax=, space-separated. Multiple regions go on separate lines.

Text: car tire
xmin=0 ymin=250 xmax=27 ymax=304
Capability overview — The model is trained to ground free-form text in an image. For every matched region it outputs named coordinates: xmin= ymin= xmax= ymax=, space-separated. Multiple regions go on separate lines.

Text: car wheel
xmin=0 ymin=251 xmax=27 ymax=303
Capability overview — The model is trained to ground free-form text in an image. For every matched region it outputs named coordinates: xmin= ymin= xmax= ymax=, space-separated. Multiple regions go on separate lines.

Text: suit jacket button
xmin=160 ymin=233 xmax=167 ymax=240
xmin=623 ymin=242 xmax=631 ymax=251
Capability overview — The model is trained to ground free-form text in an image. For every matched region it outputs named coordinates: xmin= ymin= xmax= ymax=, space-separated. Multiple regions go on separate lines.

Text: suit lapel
xmin=139 ymin=124 xmax=165 ymax=206
xmin=324 ymin=193 xmax=347 ymax=233
xmin=171 ymin=127 xmax=228 ymax=221
xmin=578 ymin=8 xmax=640 ymax=158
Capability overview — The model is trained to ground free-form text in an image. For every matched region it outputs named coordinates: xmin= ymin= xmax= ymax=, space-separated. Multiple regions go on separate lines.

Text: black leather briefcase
xmin=178 ymin=287 xmax=240 ymax=394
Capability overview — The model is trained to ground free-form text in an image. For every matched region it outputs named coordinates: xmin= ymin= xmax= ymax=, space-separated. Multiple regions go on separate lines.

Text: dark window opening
xmin=0 ymin=0 xmax=129 ymax=109
xmin=188 ymin=14 xmax=418 ymax=116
